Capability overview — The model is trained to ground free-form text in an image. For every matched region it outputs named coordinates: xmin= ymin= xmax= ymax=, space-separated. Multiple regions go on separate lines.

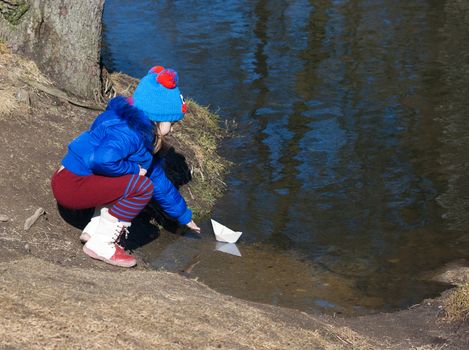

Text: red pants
xmin=51 ymin=168 xmax=154 ymax=222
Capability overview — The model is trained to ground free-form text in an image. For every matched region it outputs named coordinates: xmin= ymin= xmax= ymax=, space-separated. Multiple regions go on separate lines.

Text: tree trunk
xmin=0 ymin=0 xmax=104 ymax=99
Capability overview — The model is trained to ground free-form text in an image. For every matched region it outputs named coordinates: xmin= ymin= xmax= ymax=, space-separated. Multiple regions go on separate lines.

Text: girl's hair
xmin=153 ymin=129 xmax=164 ymax=154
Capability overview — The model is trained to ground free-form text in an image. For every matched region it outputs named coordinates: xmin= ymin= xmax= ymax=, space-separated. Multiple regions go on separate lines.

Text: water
xmin=103 ymin=0 xmax=469 ymax=315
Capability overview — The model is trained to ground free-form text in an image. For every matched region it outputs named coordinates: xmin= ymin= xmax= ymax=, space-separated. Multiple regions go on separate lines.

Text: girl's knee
xmin=140 ymin=176 xmax=154 ymax=195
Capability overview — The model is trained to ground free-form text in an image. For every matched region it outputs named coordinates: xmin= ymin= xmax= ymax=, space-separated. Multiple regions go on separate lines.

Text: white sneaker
xmin=82 ymin=209 xmax=136 ymax=268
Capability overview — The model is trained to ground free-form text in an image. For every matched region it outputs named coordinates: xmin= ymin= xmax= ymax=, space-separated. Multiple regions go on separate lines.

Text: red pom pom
xmin=157 ymin=69 xmax=178 ymax=89
xmin=150 ymin=66 xmax=165 ymax=74
xmin=182 ymin=102 xmax=187 ymax=113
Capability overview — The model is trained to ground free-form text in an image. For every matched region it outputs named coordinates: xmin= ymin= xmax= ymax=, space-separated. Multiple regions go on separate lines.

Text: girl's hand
xmin=138 ymin=165 xmax=147 ymax=176
xmin=186 ymin=220 xmax=201 ymax=234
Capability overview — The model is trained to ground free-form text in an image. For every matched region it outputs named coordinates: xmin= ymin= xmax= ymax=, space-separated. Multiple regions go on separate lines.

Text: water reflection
xmin=103 ymin=0 xmax=469 ymax=314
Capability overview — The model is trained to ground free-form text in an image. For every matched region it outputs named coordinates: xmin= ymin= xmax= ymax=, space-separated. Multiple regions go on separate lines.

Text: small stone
xmin=16 ymin=89 xmax=31 ymax=105
xmin=0 ymin=215 xmax=9 ymax=222
xmin=24 ymin=243 xmax=30 ymax=253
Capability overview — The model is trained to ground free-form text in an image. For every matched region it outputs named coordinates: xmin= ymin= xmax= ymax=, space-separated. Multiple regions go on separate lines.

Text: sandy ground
xmin=0 ymin=45 xmax=467 ymax=349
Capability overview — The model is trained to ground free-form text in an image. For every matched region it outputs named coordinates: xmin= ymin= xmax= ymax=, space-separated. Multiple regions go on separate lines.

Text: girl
xmin=51 ymin=66 xmax=200 ymax=268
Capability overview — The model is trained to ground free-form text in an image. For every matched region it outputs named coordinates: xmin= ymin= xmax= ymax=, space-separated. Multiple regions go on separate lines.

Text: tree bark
xmin=0 ymin=0 xmax=104 ymax=99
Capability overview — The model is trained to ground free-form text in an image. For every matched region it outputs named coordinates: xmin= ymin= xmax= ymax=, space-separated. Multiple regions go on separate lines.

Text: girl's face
xmin=157 ymin=122 xmax=172 ymax=136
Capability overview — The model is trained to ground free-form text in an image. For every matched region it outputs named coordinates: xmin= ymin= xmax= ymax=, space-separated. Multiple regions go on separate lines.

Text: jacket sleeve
xmin=89 ymin=132 xmax=140 ymax=176
xmin=127 ymin=143 xmax=153 ymax=171
xmin=148 ymin=158 xmax=192 ymax=225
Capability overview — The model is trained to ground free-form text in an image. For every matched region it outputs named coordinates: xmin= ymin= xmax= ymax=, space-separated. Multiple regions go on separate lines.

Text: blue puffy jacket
xmin=61 ymin=96 xmax=192 ymax=224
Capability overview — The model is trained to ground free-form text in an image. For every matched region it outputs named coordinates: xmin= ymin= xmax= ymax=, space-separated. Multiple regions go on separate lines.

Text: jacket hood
xmin=106 ymin=96 xmax=155 ymax=151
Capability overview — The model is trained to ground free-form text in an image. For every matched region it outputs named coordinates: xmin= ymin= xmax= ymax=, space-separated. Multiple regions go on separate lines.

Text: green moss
xmin=2 ymin=1 xmax=30 ymax=25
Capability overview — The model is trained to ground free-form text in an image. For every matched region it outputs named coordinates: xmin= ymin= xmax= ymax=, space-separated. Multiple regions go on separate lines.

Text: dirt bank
xmin=0 ymin=44 xmax=467 ymax=349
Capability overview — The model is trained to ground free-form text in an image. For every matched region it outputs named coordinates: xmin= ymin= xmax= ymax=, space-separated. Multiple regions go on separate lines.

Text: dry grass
xmin=443 ymin=283 xmax=469 ymax=324
xmin=0 ymin=257 xmax=376 ymax=350
xmin=0 ymin=87 xmax=17 ymax=116
xmin=0 ymin=41 xmax=9 ymax=54
xmin=0 ymin=41 xmax=50 ymax=85
xmin=0 ymin=42 xmax=18 ymax=116
xmin=107 ymin=71 xmax=139 ymax=98
xmin=0 ymin=41 xmax=51 ymax=118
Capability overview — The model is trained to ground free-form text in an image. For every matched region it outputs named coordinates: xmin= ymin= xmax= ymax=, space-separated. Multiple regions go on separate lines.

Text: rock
xmin=433 ymin=267 xmax=469 ymax=286
xmin=423 ymin=259 xmax=469 ymax=286
xmin=16 ymin=88 xmax=30 ymax=105
xmin=0 ymin=214 xmax=9 ymax=222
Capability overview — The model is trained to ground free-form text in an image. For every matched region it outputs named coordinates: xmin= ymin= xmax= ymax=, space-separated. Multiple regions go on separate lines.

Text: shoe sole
xmin=83 ymin=246 xmax=137 ymax=268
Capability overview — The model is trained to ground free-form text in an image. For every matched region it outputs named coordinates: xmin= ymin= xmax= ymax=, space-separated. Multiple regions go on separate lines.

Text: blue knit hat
xmin=132 ymin=66 xmax=186 ymax=122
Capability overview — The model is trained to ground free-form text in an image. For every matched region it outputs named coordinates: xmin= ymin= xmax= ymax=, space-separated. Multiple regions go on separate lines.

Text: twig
xmin=179 ymin=254 xmax=201 ymax=277
xmin=24 ymin=208 xmax=45 ymax=231
xmin=187 ymin=186 xmax=195 ymax=200
xmin=197 ymin=168 xmax=205 ymax=182
xmin=334 ymin=334 xmax=352 ymax=345
xmin=217 ymin=178 xmax=227 ymax=187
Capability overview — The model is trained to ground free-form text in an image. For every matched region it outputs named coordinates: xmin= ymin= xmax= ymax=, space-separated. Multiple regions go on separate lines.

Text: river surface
xmin=103 ymin=0 xmax=469 ymax=315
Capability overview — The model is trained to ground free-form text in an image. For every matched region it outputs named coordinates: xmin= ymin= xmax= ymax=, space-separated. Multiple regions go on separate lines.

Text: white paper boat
xmin=211 ymin=219 xmax=242 ymax=243
xmin=215 ymin=242 xmax=242 ymax=257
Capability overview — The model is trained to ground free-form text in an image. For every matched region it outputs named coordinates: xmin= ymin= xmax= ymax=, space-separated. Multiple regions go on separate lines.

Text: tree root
xmin=19 ymin=77 xmax=105 ymax=110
